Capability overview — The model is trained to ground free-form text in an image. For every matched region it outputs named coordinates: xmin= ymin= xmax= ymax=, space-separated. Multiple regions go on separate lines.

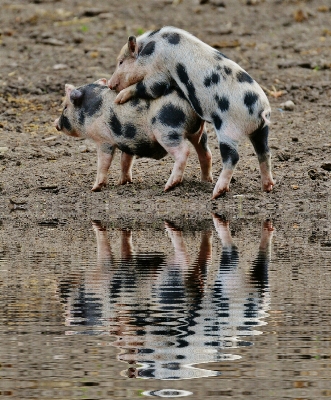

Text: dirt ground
xmin=1 ymin=0 xmax=331 ymax=226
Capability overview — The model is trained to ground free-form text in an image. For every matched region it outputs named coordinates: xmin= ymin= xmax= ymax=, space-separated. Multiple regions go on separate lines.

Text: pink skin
xmin=91 ymin=150 xmax=134 ymax=190
xmin=151 ymin=122 xmax=212 ymax=191
xmin=108 ymin=39 xmax=146 ymax=96
xmin=212 ymin=213 xmax=274 ymax=253
xmin=165 ymin=221 xmax=213 ymax=283
xmin=259 ymin=219 xmax=274 ymax=251
xmin=212 ymin=169 xmax=233 ymax=200
xmin=212 ymin=152 xmax=275 ymax=199
xmin=53 ymin=116 xmax=80 ymax=138
xmin=212 ymin=214 xmax=233 ymax=246
xmin=164 ymin=141 xmax=190 ymax=191
xmin=164 ymin=221 xmax=190 ymax=267
xmin=92 ymin=220 xmax=113 ymax=266
xmin=187 ymin=123 xmax=213 ymax=184
xmin=92 ymin=144 xmax=115 ymax=192
xmin=120 ymin=229 xmax=134 ymax=260
xmin=260 ymin=161 xmax=275 ymax=192
xmin=119 ymin=152 xmax=134 ymax=185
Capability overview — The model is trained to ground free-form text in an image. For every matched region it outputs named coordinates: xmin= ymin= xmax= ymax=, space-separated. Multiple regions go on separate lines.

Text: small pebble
xmin=53 ymin=64 xmax=68 ymax=70
xmin=280 ymin=100 xmax=295 ymax=111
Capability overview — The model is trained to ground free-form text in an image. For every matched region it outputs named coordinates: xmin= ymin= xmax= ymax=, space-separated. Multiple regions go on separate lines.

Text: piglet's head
xmin=53 ymin=84 xmax=83 ymax=137
xmin=108 ymin=35 xmax=146 ymax=92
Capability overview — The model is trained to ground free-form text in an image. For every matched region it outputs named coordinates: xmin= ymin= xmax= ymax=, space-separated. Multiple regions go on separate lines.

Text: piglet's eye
xmin=119 ymin=60 xmax=123 ymax=65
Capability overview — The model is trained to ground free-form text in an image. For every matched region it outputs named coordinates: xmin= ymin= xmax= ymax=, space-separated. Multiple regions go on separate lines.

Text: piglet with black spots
xmin=54 ymin=79 xmax=212 ymax=192
xmin=108 ymin=27 xmax=275 ymax=199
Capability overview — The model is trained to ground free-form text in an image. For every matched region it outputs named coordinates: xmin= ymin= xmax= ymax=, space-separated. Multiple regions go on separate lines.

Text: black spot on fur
xmin=224 ymin=66 xmax=232 ymax=75
xmin=135 ymin=141 xmax=167 ymax=159
xmin=158 ymin=104 xmax=185 ymax=128
xmin=215 ymin=95 xmax=230 ymax=112
xmin=163 ymin=86 xmax=175 ymax=96
xmin=204 ymin=72 xmax=220 ymax=87
xmin=136 ymin=81 xmax=150 ymax=99
xmin=118 ymin=143 xmax=134 ymax=155
xmin=151 ymin=81 xmax=169 ymax=97
xmin=162 ymin=131 xmax=183 ymax=147
xmin=136 ymin=103 xmax=150 ymax=112
xmin=176 ymin=63 xmax=203 ymax=117
xmin=211 ymin=113 xmax=223 ymax=130
xmin=100 ymin=143 xmax=114 ymax=154
xmin=129 ymin=98 xmax=141 ymax=107
xmin=214 ymin=50 xmax=229 ymax=60
xmin=249 ymin=124 xmax=270 ymax=162
xmin=162 ymin=32 xmax=181 ymax=45
xmin=176 ymin=64 xmax=189 ymax=85
xmin=139 ymin=41 xmax=156 ymax=57
xmin=151 ymin=116 xmax=156 ymax=124
xmin=188 ymin=116 xmax=202 ymax=134
xmin=78 ymin=111 xmax=86 ymax=125
xmin=148 ymin=29 xmax=161 ymax=37
xmin=244 ymin=91 xmax=259 ymax=115
xmin=76 ymin=83 xmax=104 ymax=124
xmin=109 ymin=113 xmax=122 ymax=136
xmin=219 ymin=143 xmax=239 ymax=166
xmin=237 ymin=71 xmax=254 ymax=84
xmin=59 ymin=114 xmax=72 ymax=132
xmin=123 ymin=123 xmax=137 ymax=139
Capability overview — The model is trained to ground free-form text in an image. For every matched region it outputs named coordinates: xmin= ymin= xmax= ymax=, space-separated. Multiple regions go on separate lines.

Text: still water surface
xmin=0 ymin=215 xmax=330 ymax=399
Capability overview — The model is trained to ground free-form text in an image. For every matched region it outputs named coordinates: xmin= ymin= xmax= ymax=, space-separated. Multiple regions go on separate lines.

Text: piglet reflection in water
xmin=59 ymin=216 xmax=274 ymax=380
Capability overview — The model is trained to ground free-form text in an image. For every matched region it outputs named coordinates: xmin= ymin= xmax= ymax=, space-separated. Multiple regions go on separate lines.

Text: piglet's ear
xmin=70 ymin=89 xmax=83 ymax=104
xmin=65 ymin=83 xmax=75 ymax=96
xmin=94 ymin=78 xmax=107 ymax=86
xmin=128 ymin=36 xmax=138 ymax=57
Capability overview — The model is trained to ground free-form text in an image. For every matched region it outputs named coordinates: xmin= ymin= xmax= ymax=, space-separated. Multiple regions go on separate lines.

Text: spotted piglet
xmin=108 ymin=26 xmax=275 ymax=199
xmin=54 ymin=79 xmax=212 ymax=192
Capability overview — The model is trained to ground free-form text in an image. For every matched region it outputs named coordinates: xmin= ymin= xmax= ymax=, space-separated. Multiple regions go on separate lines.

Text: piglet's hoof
xmin=262 ymin=219 xmax=274 ymax=232
xmin=164 ymin=179 xmax=182 ymax=191
xmin=91 ymin=183 xmax=106 ymax=192
xmin=262 ymin=179 xmax=275 ymax=192
xmin=115 ymin=89 xmax=133 ymax=104
xmin=118 ymin=178 xmax=133 ymax=185
xmin=211 ymin=186 xmax=229 ymax=200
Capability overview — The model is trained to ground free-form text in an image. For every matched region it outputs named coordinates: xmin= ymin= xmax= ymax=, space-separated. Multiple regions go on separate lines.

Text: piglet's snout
xmin=53 ymin=118 xmax=61 ymax=131
xmin=108 ymin=78 xmax=118 ymax=90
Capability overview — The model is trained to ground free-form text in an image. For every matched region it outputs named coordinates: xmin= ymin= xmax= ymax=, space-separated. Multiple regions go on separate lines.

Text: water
xmin=0 ymin=214 xmax=331 ymax=399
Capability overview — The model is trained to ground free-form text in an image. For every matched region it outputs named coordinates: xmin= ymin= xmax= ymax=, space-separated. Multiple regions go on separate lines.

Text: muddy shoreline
xmin=1 ymin=0 xmax=331 ymax=227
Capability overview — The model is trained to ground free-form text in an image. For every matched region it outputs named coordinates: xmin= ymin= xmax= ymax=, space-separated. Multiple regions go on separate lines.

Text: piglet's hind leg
xmin=119 ymin=152 xmax=134 ymax=185
xmin=163 ymin=141 xmax=190 ymax=191
xmin=187 ymin=124 xmax=213 ymax=183
xmin=212 ymin=141 xmax=239 ymax=199
xmin=249 ymin=125 xmax=275 ymax=192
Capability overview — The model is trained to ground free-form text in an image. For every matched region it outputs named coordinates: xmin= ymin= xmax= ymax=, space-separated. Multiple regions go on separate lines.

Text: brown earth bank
xmin=0 ymin=0 xmax=331 ymax=227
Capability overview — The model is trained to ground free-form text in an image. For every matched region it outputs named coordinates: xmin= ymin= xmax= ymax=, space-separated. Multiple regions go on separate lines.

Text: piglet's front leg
xmin=92 ymin=143 xmax=116 ymax=192
xmin=115 ymin=84 xmax=137 ymax=104
xmin=114 ymin=74 xmax=170 ymax=104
